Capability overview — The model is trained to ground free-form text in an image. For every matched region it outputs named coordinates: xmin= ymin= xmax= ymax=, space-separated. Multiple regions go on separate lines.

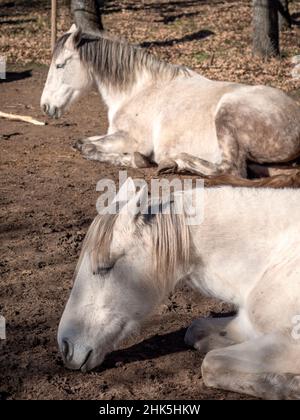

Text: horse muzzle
xmin=59 ymin=337 xmax=95 ymax=372
xmin=41 ymin=103 xmax=62 ymax=119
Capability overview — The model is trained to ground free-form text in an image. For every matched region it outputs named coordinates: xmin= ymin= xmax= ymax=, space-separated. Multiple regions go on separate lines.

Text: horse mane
xmin=54 ymin=30 xmax=190 ymax=90
xmin=151 ymin=207 xmax=190 ymax=292
xmin=78 ymin=200 xmax=190 ymax=294
xmin=75 ymin=169 xmax=300 ymax=291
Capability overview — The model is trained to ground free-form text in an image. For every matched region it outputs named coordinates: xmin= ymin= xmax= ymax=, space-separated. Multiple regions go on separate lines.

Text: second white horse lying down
xmin=58 ymin=185 xmax=300 ymax=399
xmin=41 ymin=25 xmax=300 ymax=178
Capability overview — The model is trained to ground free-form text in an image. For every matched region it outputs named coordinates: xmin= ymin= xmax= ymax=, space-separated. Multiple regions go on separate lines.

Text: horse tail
xmin=203 ymin=169 xmax=300 ymax=189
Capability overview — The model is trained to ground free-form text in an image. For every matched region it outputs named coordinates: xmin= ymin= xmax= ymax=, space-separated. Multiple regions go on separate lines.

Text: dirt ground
xmin=1 ymin=0 xmax=300 ymax=402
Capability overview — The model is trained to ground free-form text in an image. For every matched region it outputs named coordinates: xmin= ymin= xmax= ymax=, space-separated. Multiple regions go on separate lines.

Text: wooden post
xmin=51 ymin=0 xmax=57 ymax=53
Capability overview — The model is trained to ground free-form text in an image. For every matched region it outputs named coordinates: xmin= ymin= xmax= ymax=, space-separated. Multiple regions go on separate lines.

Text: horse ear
xmin=67 ymin=24 xmax=77 ymax=33
xmin=65 ymin=27 xmax=82 ymax=51
xmin=112 ymin=177 xmax=136 ymax=208
xmin=119 ymin=184 xmax=148 ymax=221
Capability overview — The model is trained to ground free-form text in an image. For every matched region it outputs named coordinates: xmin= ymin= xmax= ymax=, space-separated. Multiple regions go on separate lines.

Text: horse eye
xmin=56 ymin=63 xmax=66 ymax=69
xmin=94 ymin=266 xmax=114 ymax=276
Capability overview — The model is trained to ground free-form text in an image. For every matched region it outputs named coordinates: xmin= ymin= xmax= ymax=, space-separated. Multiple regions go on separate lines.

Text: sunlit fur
xmin=59 ymin=185 xmax=300 ymax=399
xmin=41 ymin=26 xmax=300 ymax=181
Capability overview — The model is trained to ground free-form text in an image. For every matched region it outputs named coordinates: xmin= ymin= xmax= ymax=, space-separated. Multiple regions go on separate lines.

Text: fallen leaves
xmin=0 ymin=0 xmax=299 ymax=91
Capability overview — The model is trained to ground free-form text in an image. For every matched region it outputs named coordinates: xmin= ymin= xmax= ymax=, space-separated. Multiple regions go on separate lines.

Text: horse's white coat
xmin=41 ymin=27 xmax=300 ymax=177
xmin=59 ymin=185 xmax=300 ymax=399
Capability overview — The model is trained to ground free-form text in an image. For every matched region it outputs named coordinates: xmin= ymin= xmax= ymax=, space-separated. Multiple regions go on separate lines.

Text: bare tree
xmin=253 ymin=0 xmax=279 ymax=58
xmin=71 ymin=0 xmax=104 ymax=31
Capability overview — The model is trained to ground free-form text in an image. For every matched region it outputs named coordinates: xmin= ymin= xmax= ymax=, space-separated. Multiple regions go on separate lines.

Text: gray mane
xmin=54 ymin=30 xmax=190 ymax=90
xmin=77 ymin=199 xmax=191 ymax=293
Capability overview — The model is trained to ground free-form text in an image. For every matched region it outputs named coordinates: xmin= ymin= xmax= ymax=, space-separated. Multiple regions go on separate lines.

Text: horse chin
xmin=53 ymin=109 xmax=63 ymax=119
xmin=80 ymin=320 xmax=138 ymax=373
xmin=49 ymin=95 xmax=75 ymax=118
xmin=79 ymin=339 xmax=118 ymax=373
xmin=80 ymin=352 xmax=105 ymax=373
xmin=61 ymin=343 xmax=108 ymax=372
xmin=46 ymin=106 xmax=63 ymax=119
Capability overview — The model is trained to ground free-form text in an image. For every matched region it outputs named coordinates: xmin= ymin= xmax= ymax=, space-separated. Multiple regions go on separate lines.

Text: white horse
xmin=59 ymin=181 xmax=300 ymax=399
xmin=41 ymin=26 xmax=300 ymax=178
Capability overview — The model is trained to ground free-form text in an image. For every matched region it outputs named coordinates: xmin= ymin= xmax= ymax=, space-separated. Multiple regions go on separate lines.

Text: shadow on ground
xmin=97 ymin=327 xmax=189 ymax=373
xmin=141 ymin=29 xmax=214 ymax=48
xmin=0 ymin=70 xmax=32 ymax=84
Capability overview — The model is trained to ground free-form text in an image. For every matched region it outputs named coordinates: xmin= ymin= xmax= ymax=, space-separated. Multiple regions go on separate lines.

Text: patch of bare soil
xmin=0 ymin=65 xmax=252 ymax=400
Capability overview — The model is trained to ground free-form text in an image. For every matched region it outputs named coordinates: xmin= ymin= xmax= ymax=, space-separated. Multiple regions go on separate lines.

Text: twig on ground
xmin=0 ymin=111 xmax=46 ymax=126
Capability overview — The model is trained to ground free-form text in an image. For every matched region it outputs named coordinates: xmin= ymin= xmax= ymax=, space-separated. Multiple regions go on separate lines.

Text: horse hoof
xmin=133 ymin=152 xmax=150 ymax=168
xmin=157 ymin=159 xmax=178 ymax=174
xmin=82 ymin=143 xmax=97 ymax=156
xmin=73 ymin=139 xmax=84 ymax=151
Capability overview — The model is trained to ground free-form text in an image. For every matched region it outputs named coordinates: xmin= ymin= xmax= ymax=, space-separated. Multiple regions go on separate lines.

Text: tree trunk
xmin=253 ymin=0 xmax=280 ymax=58
xmin=278 ymin=0 xmax=291 ymax=30
xmin=71 ymin=0 xmax=104 ymax=31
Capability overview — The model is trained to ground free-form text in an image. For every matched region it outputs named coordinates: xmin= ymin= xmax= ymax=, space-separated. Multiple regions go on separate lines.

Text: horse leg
xmin=74 ymin=135 xmax=106 ymax=151
xmin=157 ymin=105 xmax=247 ymax=176
xmin=157 ymin=154 xmax=218 ymax=176
xmin=75 ymin=131 xmax=138 ymax=154
xmin=79 ymin=149 xmax=150 ymax=168
xmin=157 ymin=151 xmax=246 ymax=177
xmin=185 ymin=312 xmax=252 ymax=354
xmin=75 ymin=131 xmax=151 ymax=168
xmin=202 ymin=334 xmax=300 ymax=399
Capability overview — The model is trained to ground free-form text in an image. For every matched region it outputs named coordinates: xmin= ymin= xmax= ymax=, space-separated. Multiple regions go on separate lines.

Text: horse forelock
xmin=72 ymin=213 xmax=118 ymax=281
xmin=53 ymin=33 xmax=72 ymax=59
xmin=53 ymin=30 xmax=189 ymax=90
xmin=76 ymin=201 xmax=190 ymax=293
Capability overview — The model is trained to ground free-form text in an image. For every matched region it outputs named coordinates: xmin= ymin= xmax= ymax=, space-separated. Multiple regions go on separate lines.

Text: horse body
xmin=190 ymin=188 xmax=300 ymax=310
xmin=58 ymin=183 xmax=300 ymax=399
xmin=110 ymin=75 xmax=231 ymax=163
xmin=41 ymin=27 xmax=300 ymax=178
xmin=102 ymin=77 xmax=300 ymax=178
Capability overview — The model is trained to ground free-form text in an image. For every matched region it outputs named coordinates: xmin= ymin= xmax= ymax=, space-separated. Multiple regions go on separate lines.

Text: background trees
xmin=253 ymin=0 xmax=279 ymax=58
xmin=278 ymin=0 xmax=292 ymax=29
xmin=252 ymin=0 xmax=294 ymax=59
xmin=71 ymin=0 xmax=104 ymax=31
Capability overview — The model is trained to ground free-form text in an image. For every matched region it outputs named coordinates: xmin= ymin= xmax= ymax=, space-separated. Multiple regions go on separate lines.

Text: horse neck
xmin=187 ymin=187 xmax=300 ymax=299
xmin=94 ymin=68 xmax=154 ymax=121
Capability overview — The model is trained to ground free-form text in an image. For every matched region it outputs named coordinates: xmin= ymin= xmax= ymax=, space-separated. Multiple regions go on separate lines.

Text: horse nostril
xmin=62 ymin=338 xmax=74 ymax=362
xmin=42 ymin=104 xmax=48 ymax=114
